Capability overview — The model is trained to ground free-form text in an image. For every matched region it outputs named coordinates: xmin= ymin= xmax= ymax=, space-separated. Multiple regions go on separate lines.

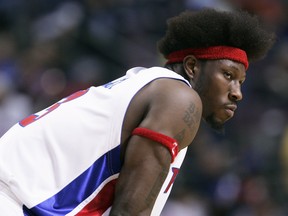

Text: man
xmin=0 ymin=8 xmax=275 ymax=215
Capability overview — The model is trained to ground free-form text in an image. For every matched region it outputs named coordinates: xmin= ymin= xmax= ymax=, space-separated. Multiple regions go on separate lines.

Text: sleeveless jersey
xmin=0 ymin=67 xmax=190 ymax=215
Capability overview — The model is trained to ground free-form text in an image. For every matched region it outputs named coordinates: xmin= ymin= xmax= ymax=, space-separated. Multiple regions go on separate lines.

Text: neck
xmin=165 ymin=63 xmax=189 ymax=81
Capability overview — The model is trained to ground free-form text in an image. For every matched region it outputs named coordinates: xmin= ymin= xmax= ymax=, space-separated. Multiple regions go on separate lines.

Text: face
xmin=194 ymin=59 xmax=246 ymax=130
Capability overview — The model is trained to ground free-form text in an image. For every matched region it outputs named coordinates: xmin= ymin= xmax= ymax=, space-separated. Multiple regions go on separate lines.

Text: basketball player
xmin=0 ymin=8 xmax=275 ymax=215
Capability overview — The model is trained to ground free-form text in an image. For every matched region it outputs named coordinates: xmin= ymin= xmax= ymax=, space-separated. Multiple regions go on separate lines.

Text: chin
xmin=204 ymin=114 xmax=225 ymax=134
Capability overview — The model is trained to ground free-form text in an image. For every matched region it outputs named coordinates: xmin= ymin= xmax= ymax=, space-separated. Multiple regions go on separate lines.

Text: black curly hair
xmin=157 ymin=8 xmax=276 ymax=62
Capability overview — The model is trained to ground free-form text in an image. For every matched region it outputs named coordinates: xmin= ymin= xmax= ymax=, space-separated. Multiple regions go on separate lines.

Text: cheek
xmin=207 ymin=75 xmax=229 ymax=100
xmin=195 ymin=72 xmax=228 ymax=111
xmin=199 ymin=82 xmax=227 ymax=115
xmin=198 ymin=87 xmax=216 ymax=116
xmin=199 ymin=80 xmax=223 ymax=102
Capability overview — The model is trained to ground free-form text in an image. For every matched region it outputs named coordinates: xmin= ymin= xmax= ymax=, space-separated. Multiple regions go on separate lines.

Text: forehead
xmin=205 ymin=59 xmax=246 ymax=77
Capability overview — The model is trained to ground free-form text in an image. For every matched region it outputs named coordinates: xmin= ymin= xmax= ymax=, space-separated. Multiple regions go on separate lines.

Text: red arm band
xmin=131 ymin=127 xmax=179 ymax=163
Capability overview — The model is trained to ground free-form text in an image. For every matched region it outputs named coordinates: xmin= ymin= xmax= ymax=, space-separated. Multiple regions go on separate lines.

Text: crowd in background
xmin=0 ymin=0 xmax=287 ymax=215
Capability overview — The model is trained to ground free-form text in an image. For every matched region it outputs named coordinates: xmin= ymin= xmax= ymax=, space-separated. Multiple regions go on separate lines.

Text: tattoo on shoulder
xmin=183 ymin=102 xmax=201 ymax=129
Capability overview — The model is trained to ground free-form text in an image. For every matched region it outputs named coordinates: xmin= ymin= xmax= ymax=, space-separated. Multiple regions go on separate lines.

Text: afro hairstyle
xmin=157 ymin=8 xmax=276 ymax=62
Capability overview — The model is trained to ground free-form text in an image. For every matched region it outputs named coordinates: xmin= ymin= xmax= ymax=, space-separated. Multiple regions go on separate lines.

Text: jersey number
xmin=164 ymin=167 xmax=179 ymax=193
xmin=19 ymin=89 xmax=89 ymax=127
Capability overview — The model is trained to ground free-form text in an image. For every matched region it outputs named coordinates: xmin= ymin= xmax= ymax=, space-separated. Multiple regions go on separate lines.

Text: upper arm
xmin=110 ymin=78 xmax=202 ymax=215
xmin=139 ymin=78 xmax=202 ymax=150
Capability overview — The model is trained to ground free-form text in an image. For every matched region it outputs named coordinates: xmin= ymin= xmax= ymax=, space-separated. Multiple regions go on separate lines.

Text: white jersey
xmin=0 ymin=67 xmax=190 ymax=215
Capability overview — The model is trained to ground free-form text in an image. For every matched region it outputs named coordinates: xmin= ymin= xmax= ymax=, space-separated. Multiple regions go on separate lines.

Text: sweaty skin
xmin=194 ymin=59 xmax=246 ymax=130
xmin=110 ymin=56 xmax=246 ymax=215
xmin=112 ymin=78 xmax=202 ymax=215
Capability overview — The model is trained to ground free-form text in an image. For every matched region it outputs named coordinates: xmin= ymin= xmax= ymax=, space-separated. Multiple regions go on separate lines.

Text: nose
xmin=229 ymin=82 xmax=243 ymax=102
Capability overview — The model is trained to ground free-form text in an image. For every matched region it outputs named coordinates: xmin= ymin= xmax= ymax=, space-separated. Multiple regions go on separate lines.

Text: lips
xmin=225 ymin=104 xmax=237 ymax=112
xmin=224 ymin=104 xmax=237 ymax=117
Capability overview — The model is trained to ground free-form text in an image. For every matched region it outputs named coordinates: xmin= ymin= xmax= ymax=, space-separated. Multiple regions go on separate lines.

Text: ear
xmin=183 ymin=55 xmax=199 ymax=81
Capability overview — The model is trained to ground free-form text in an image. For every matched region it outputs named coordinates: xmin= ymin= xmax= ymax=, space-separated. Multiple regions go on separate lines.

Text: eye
xmin=223 ymin=71 xmax=232 ymax=80
xmin=239 ymin=79 xmax=246 ymax=85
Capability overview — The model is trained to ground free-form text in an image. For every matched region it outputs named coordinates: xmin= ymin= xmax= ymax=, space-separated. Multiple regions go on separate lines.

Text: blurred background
xmin=0 ymin=0 xmax=287 ymax=215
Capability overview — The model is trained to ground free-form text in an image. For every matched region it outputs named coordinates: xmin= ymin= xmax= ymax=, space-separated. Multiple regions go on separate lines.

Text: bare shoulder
xmin=148 ymin=78 xmax=202 ymax=109
xmin=147 ymin=79 xmax=202 ymax=148
xmin=134 ymin=77 xmax=202 ymax=149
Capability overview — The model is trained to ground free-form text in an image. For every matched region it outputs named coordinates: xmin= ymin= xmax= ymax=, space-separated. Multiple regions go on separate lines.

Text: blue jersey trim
xmin=23 ymin=145 xmax=121 ymax=215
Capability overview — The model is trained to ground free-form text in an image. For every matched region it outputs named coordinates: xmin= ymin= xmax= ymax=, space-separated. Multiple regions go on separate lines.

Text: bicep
xmin=139 ymin=80 xmax=202 ymax=150
xmin=110 ymin=79 xmax=202 ymax=215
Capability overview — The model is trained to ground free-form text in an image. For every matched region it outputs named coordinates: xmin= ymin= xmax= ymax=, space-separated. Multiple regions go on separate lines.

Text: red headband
xmin=166 ymin=46 xmax=249 ymax=70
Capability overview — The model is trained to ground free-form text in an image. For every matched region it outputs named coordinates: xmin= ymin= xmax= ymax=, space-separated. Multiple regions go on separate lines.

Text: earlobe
xmin=183 ymin=55 xmax=197 ymax=80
